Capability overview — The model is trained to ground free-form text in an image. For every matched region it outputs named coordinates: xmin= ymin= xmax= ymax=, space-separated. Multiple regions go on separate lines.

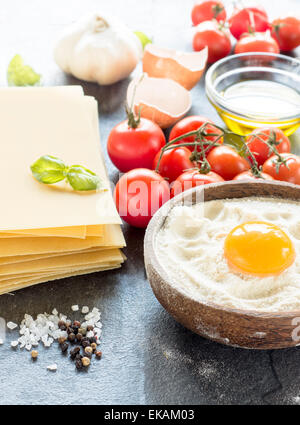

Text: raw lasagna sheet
xmin=0 ymin=244 xmax=122 ymax=266
xmin=0 ymin=224 xmax=124 ymax=257
xmin=0 ymin=88 xmax=121 ymax=231
xmin=0 ymin=225 xmax=104 ymax=239
xmin=0 ymin=86 xmax=125 ymax=294
xmin=0 ymin=226 xmax=87 ymax=239
xmin=1 ymin=261 xmax=121 ymax=282
xmin=0 ymin=264 xmax=122 ymax=295
xmin=0 ymin=248 xmax=123 ymax=277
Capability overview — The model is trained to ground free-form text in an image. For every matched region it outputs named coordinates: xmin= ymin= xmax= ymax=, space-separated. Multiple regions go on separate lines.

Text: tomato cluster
xmin=108 ymin=112 xmax=298 ymax=229
xmin=191 ymin=1 xmax=300 ymax=63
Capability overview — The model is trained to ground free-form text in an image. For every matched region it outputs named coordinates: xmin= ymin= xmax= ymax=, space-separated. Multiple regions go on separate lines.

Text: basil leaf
xmin=67 ymin=165 xmax=101 ymax=191
xmin=7 ymin=54 xmax=41 ymax=87
xmin=134 ymin=31 xmax=152 ymax=50
xmin=31 ymin=155 xmax=67 ymax=184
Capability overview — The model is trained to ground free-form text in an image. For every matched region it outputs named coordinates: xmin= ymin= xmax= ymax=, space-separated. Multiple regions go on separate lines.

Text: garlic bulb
xmin=54 ymin=13 xmax=142 ymax=85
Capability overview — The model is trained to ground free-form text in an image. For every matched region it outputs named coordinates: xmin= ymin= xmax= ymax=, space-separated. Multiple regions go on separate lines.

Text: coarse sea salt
xmin=71 ymin=305 xmax=79 ymax=311
xmin=7 ymin=321 xmax=18 ymax=330
xmin=81 ymin=306 xmax=89 ymax=314
xmin=47 ymin=364 xmax=57 ymax=371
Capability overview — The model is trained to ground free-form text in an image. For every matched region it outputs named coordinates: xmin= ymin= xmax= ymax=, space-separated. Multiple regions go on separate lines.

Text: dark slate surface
xmin=0 ymin=0 xmax=299 ymax=405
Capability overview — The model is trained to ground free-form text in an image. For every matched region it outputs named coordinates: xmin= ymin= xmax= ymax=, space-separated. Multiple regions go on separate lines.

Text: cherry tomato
xmin=271 ymin=17 xmax=300 ymax=51
xmin=233 ymin=171 xmax=274 ymax=181
xmin=191 ymin=1 xmax=226 ymax=26
xmin=107 ymin=117 xmax=166 ymax=173
xmin=207 ymin=146 xmax=250 ymax=180
xmin=262 ymin=154 xmax=300 ymax=185
xmin=246 ymin=128 xmax=291 ymax=167
xmin=235 ymin=31 xmax=280 ymax=56
xmin=229 ymin=5 xmax=269 ymax=40
xmin=153 ymin=147 xmax=194 ymax=183
xmin=171 ymin=170 xmax=224 ymax=197
xmin=114 ymin=168 xmax=170 ymax=228
xmin=193 ymin=20 xmax=231 ymax=64
xmin=169 ymin=116 xmax=223 ymax=154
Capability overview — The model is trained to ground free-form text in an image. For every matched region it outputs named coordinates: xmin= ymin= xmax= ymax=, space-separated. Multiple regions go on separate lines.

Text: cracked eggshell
xmin=143 ymin=45 xmax=208 ymax=90
xmin=127 ymin=74 xmax=191 ymax=129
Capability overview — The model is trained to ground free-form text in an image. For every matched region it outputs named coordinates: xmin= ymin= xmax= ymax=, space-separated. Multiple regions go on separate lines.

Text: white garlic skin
xmin=54 ymin=13 xmax=142 ymax=85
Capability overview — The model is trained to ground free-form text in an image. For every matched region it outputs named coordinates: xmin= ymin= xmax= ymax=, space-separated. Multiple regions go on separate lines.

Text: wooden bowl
xmin=144 ymin=181 xmax=300 ymax=350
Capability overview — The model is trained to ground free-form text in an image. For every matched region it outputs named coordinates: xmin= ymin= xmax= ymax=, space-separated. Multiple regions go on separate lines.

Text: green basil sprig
xmin=31 ymin=155 xmax=102 ymax=192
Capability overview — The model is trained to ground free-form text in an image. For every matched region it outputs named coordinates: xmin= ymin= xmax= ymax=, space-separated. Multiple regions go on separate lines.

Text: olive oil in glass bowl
xmin=205 ymin=53 xmax=300 ymax=136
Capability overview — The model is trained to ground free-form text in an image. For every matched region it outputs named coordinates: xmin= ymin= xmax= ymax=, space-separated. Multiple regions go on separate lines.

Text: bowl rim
xmin=144 ymin=180 xmax=300 ymax=318
xmin=205 ymin=52 xmax=300 ymax=123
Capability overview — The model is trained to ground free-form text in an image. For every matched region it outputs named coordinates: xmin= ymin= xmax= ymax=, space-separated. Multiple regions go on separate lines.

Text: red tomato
xmin=107 ymin=117 xmax=166 ymax=173
xmin=233 ymin=171 xmax=274 ymax=181
xmin=153 ymin=147 xmax=194 ymax=183
xmin=169 ymin=116 xmax=223 ymax=153
xmin=193 ymin=20 xmax=231 ymax=64
xmin=229 ymin=5 xmax=269 ymax=39
xmin=246 ymin=128 xmax=291 ymax=166
xmin=262 ymin=154 xmax=300 ymax=185
xmin=171 ymin=170 xmax=224 ymax=197
xmin=114 ymin=168 xmax=170 ymax=228
xmin=207 ymin=146 xmax=250 ymax=180
xmin=191 ymin=1 xmax=226 ymax=26
xmin=235 ymin=31 xmax=280 ymax=55
xmin=271 ymin=17 xmax=300 ymax=51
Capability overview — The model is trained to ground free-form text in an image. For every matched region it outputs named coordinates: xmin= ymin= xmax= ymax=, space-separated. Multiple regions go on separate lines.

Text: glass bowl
xmin=205 ymin=53 xmax=300 ymax=136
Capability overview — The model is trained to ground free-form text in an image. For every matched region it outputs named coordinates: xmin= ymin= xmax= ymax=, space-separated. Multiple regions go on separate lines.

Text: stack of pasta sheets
xmin=0 ymin=86 xmax=125 ymax=295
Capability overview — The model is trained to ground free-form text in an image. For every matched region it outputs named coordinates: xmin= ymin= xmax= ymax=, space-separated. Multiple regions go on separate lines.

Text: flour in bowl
xmin=156 ymin=197 xmax=300 ymax=312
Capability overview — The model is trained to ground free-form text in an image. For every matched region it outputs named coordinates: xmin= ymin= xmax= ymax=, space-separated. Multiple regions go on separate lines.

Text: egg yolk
xmin=224 ymin=221 xmax=295 ymax=277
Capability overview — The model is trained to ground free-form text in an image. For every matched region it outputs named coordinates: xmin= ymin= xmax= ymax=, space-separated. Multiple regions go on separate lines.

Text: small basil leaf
xmin=134 ymin=31 xmax=152 ymax=50
xmin=67 ymin=165 xmax=101 ymax=191
xmin=7 ymin=54 xmax=41 ymax=87
xmin=223 ymin=133 xmax=247 ymax=157
xmin=31 ymin=155 xmax=67 ymax=184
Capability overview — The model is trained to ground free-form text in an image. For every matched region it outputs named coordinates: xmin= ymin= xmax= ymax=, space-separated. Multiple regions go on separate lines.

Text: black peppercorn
xmin=81 ymin=337 xmax=90 ymax=348
xmin=87 ymin=325 xmax=94 ymax=332
xmin=75 ymin=359 xmax=83 ymax=370
xmin=72 ymin=326 xmax=79 ymax=335
xmin=60 ymin=342 xmax=69 ymax=352
xmin=70 ymin=346 xmax=80 ymax=360
xmin=58 ymin=320 xmax=66 ymax=328
xmin=73 ymin=321 xmax=81 ymax=327
xmin=76 ymin=333 xmax=83 ymax=342
xmin=67 ymin=327 xmax=74 ymax=335
xmin=89 ymin=337 xmax=97 ymax=344
xmin=68 ymin=333 xmax=76 ymax=342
